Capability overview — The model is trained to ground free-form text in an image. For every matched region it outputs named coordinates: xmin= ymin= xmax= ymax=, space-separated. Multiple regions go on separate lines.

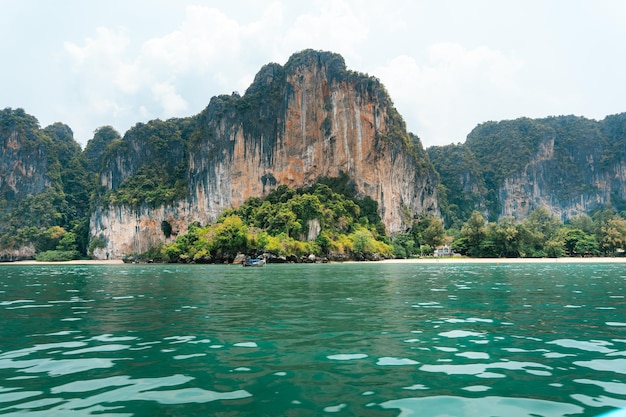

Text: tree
xmin=568 ymin=214 xmax=595 ymax=235
xmin=290 ymin=194 xmax=321 ymax=220
xmin=268 ymin=207 xmax=301 ymax=237
xmin=563 ymin=229 xmax=595 ymax=256
xmin=600 ymin=216 xmax=626 ymax=256
xmin=315 ymin=231 xmax=333 ymax=255
xmin=461 ymin=211 xmax=487 ymax=256
xmin=544 ymin=236 xmax=565 ymax=258
xmin=574 ymin=236 xmax=599 ymax=257
xmin=488 ymin=216 xmax=521 ymax=258
xmin=56 ymin=232 xmax=78 ymax=252
xmin=351 ymin=229 xmax=377 ymax=258
xmin=210 ymin=215 xmax=249 ymax=258
xmin=83 ymin=126 xmax=121 ymax=173
xmin=526 ymin=207 xmax=561 ymax=238
xmin=392 ymin=233 xmax=416 ymax=259
xmin=517 ymin=207 xmax=564 ymax=257
xmin=36 ymin=226 xmax=66 ymax=252
xmin=411 ymin=215 xmax=446 ymax=248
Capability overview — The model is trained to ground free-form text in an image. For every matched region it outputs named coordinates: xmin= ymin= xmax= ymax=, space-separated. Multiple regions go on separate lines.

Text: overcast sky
xmin=2 ymin=1 xmax=626 ymax=148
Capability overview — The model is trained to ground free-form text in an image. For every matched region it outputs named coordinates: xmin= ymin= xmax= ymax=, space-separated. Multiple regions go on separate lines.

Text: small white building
xmin=434 ymin=245 xmax=453 ymax=257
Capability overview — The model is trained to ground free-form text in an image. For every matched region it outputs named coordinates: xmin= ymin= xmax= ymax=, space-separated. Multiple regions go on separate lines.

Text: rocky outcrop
xmin=499 ymin=129 xmax=626 ymax=222
xmin=0 ymin=109 xmax=87 ymax=260
xmin=0 ymin=112 xmax=50 ymax=201
xmin=0 ymin=244 xmax=35 ymax=262
xmin=90 ymin=203 xmax=197 ymax=260
xmin=90 ymin=50 xmax=439 ymax=258
xmin=430 ymin=114 xmax=626 ymax=223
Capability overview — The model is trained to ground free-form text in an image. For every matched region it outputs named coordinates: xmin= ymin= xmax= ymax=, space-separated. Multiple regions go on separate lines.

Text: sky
xmin=2 ymin=0 xmax=626 ymax=148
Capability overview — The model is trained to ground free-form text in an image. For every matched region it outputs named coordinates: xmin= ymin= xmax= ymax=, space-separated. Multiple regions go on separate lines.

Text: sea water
xmin=0 ymin=262 xmax=624 ymax=416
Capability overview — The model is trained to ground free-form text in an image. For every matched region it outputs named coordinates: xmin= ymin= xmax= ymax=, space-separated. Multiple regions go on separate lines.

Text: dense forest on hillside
xmin=100 ymin=117 xmax=195 ymax=207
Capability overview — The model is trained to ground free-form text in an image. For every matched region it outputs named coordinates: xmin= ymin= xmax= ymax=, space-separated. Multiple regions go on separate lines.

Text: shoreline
xmin=0 ymin=259 xmax=125 ymax=266
xmin=377 ymin=256 xmax=626 ymax=264
xmin=2 ymin=257 xmax=626 ymax=266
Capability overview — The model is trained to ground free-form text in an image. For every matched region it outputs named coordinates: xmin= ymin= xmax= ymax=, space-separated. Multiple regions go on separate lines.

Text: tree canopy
xmin=147 ymin=181 xmax=393 ymax=263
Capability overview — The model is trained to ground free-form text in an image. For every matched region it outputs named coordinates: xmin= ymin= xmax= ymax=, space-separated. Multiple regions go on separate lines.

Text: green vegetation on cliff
xmin=144 ymin=177 xmax=394 ymax=263
xmin=429 ymin=114 xmax=626 ymax=225
xmin=0 ymin=108 xmax=93 ymax=260
xmin=101 ymin=117 xmax=195 ymax=207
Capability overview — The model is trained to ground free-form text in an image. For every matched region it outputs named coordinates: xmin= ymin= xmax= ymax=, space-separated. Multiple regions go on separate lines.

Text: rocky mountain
xmin=428 ymin=114 xmax=626 ymax=227
xmin=0 ymin=109 xmax=92 ymax=260
xmin=89 ymin=50 xmax=439 ymax=259
xmin=3 ymin=49 xmax=626 ymax=261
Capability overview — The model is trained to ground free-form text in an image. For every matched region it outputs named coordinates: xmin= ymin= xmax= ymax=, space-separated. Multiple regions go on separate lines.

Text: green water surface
xmin=0 ymin=262 xmax=624 ymax=416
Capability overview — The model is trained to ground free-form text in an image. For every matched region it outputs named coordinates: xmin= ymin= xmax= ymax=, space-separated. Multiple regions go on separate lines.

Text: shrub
xmin=35 ymin=250 xmax=80 ymax=262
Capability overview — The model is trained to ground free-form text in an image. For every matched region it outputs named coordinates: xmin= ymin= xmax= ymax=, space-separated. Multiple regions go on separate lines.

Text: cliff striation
xmin=429 ymin=114 xmax=626 ymax=225
xmin=90 ymin=50 xmax=439 ymax=259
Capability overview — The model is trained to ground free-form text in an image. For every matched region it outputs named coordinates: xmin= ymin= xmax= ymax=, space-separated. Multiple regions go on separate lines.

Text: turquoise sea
xmin=0 ymin=262 xmax=625 ymax=416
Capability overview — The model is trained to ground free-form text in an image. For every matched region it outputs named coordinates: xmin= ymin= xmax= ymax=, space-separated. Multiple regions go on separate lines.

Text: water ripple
xmin=380 ymin=395 xmax=585 ymax=417
xmin=1 ymin=262 xmax=625 ymax=416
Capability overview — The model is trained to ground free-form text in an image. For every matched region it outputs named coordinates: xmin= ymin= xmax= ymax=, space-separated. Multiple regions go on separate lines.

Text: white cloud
xmin=64 ymin=27 xmax=130 ymax=68
xmin=280 ymin=0 xmax=368 ymax=63
xmin=63 ymin=14 xmax=528 ymax=147
xmin=151 ymin=82 xmax=188 ymax=115
xmin=64 ymin=27 xmax=143 ymax=94
xmin=61 ymin=3 xmax=286 ymax=138
xmin=142 ymin=5 xmax=242 ymax=74
xmin=40 ymin=1 xmax=626 ymax=148
xmin=376 ymin=43 xmax=526 ymax=146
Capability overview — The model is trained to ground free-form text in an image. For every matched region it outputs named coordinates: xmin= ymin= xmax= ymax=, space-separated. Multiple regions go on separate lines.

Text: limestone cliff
xmin=0 ymin=108 xmax=90 ymax=260
xmin=90 ymin=50 xmax=439 ymax=259
xmin=0 ymin=109 xmax=51 ymax=201
xmin=429 ymin=114 xmax=626 ymax=224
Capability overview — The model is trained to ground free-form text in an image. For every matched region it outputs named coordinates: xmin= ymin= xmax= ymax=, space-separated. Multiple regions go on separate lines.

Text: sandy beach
xmin=378 ymin=256 xmax=626 ymax=264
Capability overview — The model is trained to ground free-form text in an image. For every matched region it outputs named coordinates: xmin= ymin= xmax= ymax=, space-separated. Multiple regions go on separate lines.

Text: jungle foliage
xmin=0 ymin=108 xmax=95 ymax=259
xmin=101 ymin=117 xmax=194 ymax=207
xmin=145 ymin=179 xmax=394 ymax=263
xmin=4 ymin=51 xmax=626 ymax=263
xmin=451 ymin=207 xmax=626 ymax=258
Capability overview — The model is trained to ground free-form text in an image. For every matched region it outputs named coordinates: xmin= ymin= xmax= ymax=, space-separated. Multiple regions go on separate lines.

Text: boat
xmin=242 ymin=258 xmax=266 ymax=267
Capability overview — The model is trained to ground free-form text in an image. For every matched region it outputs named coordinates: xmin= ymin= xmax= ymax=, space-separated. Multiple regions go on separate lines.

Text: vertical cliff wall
xmin=0 ymin=110 xmax=51 ymax=201
xmin=0 ymin=118 xmax=47 ymax=260
xmin=498 ymin=115 xmax=626 ymax=221
xmin=0 ymin=109 xmax=90 ymax=260
xmin=430 ymin=114 xmax=626 ymax=224
xmin=90 ymin=50 xmax=439 ymax=259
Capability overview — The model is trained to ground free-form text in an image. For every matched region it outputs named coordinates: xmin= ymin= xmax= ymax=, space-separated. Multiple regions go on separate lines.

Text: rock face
xmin=0 ymin=109 xmax=88 ymax=260
xmin=89 ymin=203 xmax=196 ymax=260
xmin=4 ymin=53 xmax=626 ymax=261
xmin=429 ymin=115 xmax=626 ymax=224
xmin=0 ymin=111 xmax=50 ymax=201
xmin=90 ymin=50 xmax=439 ymax=259
xmin=0 ymin=109 xmax=51 ymax=260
